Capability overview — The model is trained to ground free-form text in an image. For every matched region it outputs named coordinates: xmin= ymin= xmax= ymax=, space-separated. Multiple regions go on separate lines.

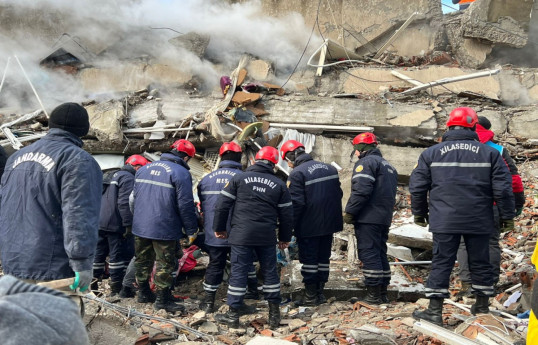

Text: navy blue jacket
xmin=0 ymin=129 xmax=102 ymax=280
xmin=213 ymin=162 xmax=293 ymax=246
xmin=132 ymin=153 xmax=198 ymax=240
xmin=409 ymin=129 xmax=515 ymax=234
xmin=198 ymin=160 xmax=243 ymax=247
xmin=99 ymin=165 xmax=136 ymax=233
xmin=288 ymin=153 xmax=343 ymax=238
xmin=345 ymin=148 xmax=398 ymax=226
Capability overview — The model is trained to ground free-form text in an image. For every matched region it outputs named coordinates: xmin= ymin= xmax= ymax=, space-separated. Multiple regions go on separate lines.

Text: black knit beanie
xmin=48 ymin=102 xmax=90 ymax=137
xmin=477 ymin=116 xmax=491 ymax=130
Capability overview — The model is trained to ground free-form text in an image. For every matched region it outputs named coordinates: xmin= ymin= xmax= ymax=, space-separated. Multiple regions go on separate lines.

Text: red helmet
xmin=171 ymin=139 xmax=196 ymax=157
xmin=447 ymin=107 xmax=478 ymax=128
xmin=219 ymin=141 xmax=242 ymax=156
xmin=125 ymin=154 xmax=149 ymax=166
xmin=352 ymin=132 xmax=378 ymax=145
xmin=255 ymin=146 xmax=279 ymax=164
xmin=280 ymin=140 xmax=305 ymax=159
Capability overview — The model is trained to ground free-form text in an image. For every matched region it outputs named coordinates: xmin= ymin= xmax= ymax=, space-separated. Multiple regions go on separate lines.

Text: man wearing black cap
xmin=0 ymin=102 xmax=102 ymax=293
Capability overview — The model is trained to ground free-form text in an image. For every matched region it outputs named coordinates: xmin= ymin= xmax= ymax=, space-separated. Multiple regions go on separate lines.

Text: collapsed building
xmin=0 ymin=0 xmax=537 ymax=344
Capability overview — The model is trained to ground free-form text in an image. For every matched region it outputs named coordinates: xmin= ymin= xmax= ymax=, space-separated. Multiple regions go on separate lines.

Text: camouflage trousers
xmin=134 ymin=236 xmax=178 ymax=290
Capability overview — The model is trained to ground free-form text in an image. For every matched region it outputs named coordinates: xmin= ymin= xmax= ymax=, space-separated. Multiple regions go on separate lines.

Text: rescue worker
xmin=457 ymin=116 xmax=525 ymax=295
xmin=280 ymin=140 xmax=343 ymax=306
xmin=213 ymin=146 xmax=293 ymax=329
xmin=94 ymin=154 xmax=150 ymax=297
xmin=343 ymin=132 xmax=398 ymax=305
xmin=410 ymin=107 xmax=515 ymax=326
xmin=198 ymin=142 xmax=259 ymax=313
xmin=452 ymin=0 xmax=475 ymax=10
xmin=132 ymin=139 xmax=199 ymax=313
xmin=0 ymin=102 xmax=102 ymax=292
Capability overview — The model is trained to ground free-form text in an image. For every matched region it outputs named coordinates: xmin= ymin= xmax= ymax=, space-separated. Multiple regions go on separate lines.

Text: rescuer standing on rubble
xmin=94 ymin=154 xmax=150 ymax=297
xmin=456 ymin=115 xmax=525 ymax=296
xmin=0 ymin=102 xmax=102 ymax=292
xmin=280 ymin=140 xmax=343 ymax=306
xmin=213 ymin=146 xmax=293 ymax=329
xmin=344 ymin=132 xmax=398 ymax=305
xmin=410 ymin=107 xmax=515 ymax=326
xmin=131 ymin=139 xmax=199 ymax=313
xmin=198 ymin=142 xmax=260 ymax=313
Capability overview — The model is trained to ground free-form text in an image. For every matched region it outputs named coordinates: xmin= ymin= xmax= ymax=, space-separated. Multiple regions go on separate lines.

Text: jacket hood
xmin=121 ymin=164 xmax=137 ymax=175
xmin=475 ymin=124 xmax=494 ymax=143
xmin=218 ymin=160 xmax=243 ymax=170
xmin=359 ymin=147 xmax=382 ymax=160
xmin=294 ymin=153 xmax=313 ymax=167
xmin=247 ymin=161 xmax=275 ymax=174
xmin=160 ymin=152 xmax=190 ymax=170
xmin=442 ymin=128 xmax=479 ymax=142
xmin=44 ymin=128 xmax=83 ymax=147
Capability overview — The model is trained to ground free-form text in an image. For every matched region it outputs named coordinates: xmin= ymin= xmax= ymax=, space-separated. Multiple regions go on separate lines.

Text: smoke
xmin=0 ymin=0 xmax=319 ymax=113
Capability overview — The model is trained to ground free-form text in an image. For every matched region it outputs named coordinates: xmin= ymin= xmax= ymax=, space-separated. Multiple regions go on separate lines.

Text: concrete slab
xmin=128 ymin=100 xmax=160 ymax=127
xmin=387 ymin=243 xmax=414 ymax=261
xmin=168 ymin=32 xmax=210 ymax=58
xmin=509 ymin=108 xmax=538 ymax=139
xmin=86 ymin=100 xmax=124 ymax=142
xmin=389 ymin=224 xmax=433 ymax=250
xmin=342 ymin=66 xmax=501 ymax=99
xmin=79 ymin=63 xmax=192 ymax=93
xmin=246 ymin=59 xmax=273 ymax=81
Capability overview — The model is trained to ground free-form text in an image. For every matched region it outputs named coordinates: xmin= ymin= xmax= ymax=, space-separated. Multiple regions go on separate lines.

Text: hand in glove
xmin=123 ymin=226 xmax=132 ymax=239
xmin=188 ymin=234 xmax=197 ymax=245
xmin=500 ymin=219 xmax=515 ymax=233
xmin=516 ymin=208 xmax=523 ymax=217
xmin=343 ymin=213 xmax=354 ymax=224
xmin=70 ymin=270 xmax=93 ymax=292
xmin=414 ymin=215 xmax=429 ymax=227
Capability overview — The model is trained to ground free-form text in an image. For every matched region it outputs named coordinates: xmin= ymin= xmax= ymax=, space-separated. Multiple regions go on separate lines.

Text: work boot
xmin=236 ymin=303 xmax=257 ymax=315
xmin=380 ymin=285 xmax=390 ymax=304
xmin=109 ymin=281 xmax=122 ymax=297
xmin=215 ymin=307 xmax=241 ymax=328
xmin=294 ymin=283 xmax=319 ymax=306
xmin=244 ymin=285 xmax=260 ymax=300
xmin=119 ymin=285 xmax=135 ymax=298
xmin=268 ymin=302 xmax=281 ymax=329
xmin=362 ymin=285 xmax=383 ymax=305
xmin=412 ymin=298 xmax=444 ymax=326
xmin=168 ymin=288 xmax=183 ymax=303
xmin=470 ymin=295 xmax=490 ymax=315
xmin=154 ymin=288 xmax=185 ymax=314
xmin=91 ymin=279 xmax=99 ymax=292
xmin=137 ymin=281 xmax=156 ymax=303
xmin=199 ymin=291 xmax=216 ymax=313
xmin=317 ymin=282 xmax=327 ymax=304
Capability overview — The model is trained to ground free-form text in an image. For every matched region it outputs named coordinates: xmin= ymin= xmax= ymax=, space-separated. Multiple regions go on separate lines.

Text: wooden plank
xmin=316 ymin=42 xmax=328 ymax=76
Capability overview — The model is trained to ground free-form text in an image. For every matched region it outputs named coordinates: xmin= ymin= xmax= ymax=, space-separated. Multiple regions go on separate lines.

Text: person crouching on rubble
xmin=410 ymin=107 xmax=515 ymax=326
xmin=280 ymin=140 xmax=343 ymax=306
xmin=213 ymin=146 xmax=293 ymax=329
xmin=0 ymin=275 xmax=89 ymax=345
xmin=344 ymin=132 xmax=398 ymax=305
xmin=456 ymin=115 xmax=525 ymax=297
xmin=198 ymin=142 xmax=259 ymax=313
xmin=0 ymin=102 xmax=102 ymax=293
xmin=93 ymin=154 xmax=150 ymax=297
xmin=131 ymin=139 xmax=199 ymax=313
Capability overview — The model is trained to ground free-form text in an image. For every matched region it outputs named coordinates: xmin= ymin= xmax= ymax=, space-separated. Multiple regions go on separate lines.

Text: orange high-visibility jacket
xmin=459 ymin=0 xmax=476 ymax=3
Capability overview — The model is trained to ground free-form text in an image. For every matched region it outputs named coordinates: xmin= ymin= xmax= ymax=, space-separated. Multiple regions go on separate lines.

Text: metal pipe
xmin=14 ymin=55 xmax=48 ymax=118
xmin=0 ymin=57 xmax=11 ymax=95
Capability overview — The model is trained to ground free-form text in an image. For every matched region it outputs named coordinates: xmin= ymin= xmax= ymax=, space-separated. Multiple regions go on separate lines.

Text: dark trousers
xmin=427 ymin=233 xmax=494 ymax=298
xmin=354 ymin=223 xmax=391 ymax=286
xmin=134 ymin=236 xmax=177 ymax=291
xmin=457 ymin=206 xmax=501 ymax=284
xmin=93 ymin=230 xmax=134 ymax=284
xmin=203 ymin=245 xmax=257 ymax=293
xmin=297 ymin=234 xmax=333 ymax=285
xmin=227 ymin=245 xmax=280 ymax=308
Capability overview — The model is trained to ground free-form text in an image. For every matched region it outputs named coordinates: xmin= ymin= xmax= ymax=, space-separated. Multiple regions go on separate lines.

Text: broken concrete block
xmin=388 ymin=109 xmax=435 ymax=127
xmin=387 ymin=243 xmax=414 ymax=261
xmin=246 ymin=59 xmax=273 ymax=81
xmin=128 ymin=100 xmax=160 ymax=127
xmin=85 ymin=101 xmax=124 ymax=142
xmin=446 ymin=16 xmax=492 ymax=69
xmin=288 ymin=318 xmax=306 ymax=331
xmin=197 ymin=321 xmax=219 ymax=335
xmin=509 ymin=108 xmax=538 ymax=140
xmin=388 ymin=224 xmax=432 ymax=250
xmin=168 ymin=32 xmax=210 ymax=58
xmin=462 ymin=0 xmax=529 ymax=48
